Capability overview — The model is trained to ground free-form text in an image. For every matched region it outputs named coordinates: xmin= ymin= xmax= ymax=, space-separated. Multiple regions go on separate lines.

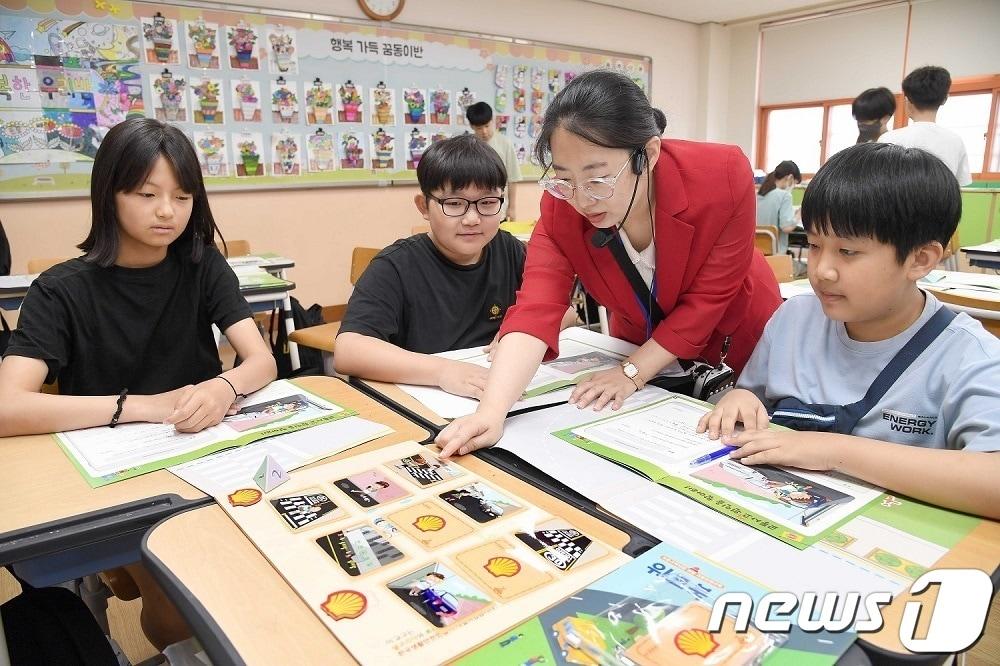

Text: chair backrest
xmin=754 ymin=226 xmax=778 ymax=256
xmin=27 ymin=257 xmax=69 ymax=274
xmin=350 ymin=247 xmax=380 ymax=285
xmin=932 ymin=290 xmax=1000 ymax=337
xmin=410 ymin=224 xmax=430 ymax=236
xmin=765 ymin=253 xmax=794 ymax=283
xmin=217 ymin=239 xmax=251 ymax=257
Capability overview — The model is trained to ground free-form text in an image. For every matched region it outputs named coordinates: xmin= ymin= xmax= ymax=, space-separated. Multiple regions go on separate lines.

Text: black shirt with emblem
xmin=339 ymin=231 xmax=526 ymax=354
xmin=5 ymin=245 xmax=252 ymax=396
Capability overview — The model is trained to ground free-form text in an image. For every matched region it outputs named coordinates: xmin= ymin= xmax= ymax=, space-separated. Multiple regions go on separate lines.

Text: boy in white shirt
xmin=698 ymin=143 xmax=1000 ymax=519
xmin=879 ymin=65 xmax=972 ymax=185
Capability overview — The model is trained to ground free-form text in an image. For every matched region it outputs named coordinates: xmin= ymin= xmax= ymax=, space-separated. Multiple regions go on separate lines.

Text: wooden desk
xmin=142 ymin=452 xmax=633 ymax=666
xmin=0 ymin=376 xmax=429 ymax=571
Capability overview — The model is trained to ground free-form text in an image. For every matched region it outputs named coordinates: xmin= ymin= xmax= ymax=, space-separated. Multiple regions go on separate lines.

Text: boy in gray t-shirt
xmin=698 ymin=143 xmax=1000 ymax=520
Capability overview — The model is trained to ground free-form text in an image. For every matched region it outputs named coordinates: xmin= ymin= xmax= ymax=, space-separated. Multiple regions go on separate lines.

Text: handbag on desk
xmin=605 ymin=234 xmax=735 ymax=402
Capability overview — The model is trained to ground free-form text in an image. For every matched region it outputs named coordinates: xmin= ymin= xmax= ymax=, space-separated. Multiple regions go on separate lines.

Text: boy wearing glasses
xmin=334 ymin=135 xmax=526 ymax=398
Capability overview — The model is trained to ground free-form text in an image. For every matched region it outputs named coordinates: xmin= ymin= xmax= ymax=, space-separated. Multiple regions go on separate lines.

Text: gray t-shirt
xmin=738 ymin=292 xmax=1000 ymax=452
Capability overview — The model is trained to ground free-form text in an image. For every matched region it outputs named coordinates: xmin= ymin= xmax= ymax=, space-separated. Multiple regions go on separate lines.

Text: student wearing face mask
xmin=437 ymin=70 xmax=781 ymax=458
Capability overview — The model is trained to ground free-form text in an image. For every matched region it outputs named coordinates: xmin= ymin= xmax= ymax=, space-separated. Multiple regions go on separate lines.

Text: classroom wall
xmin=0 ymin=0 xmax=702 ymax=308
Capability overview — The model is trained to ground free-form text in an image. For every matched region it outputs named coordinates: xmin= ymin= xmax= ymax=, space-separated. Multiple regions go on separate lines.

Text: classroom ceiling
xmin=585 ymin=0 xmax=874 ymax=24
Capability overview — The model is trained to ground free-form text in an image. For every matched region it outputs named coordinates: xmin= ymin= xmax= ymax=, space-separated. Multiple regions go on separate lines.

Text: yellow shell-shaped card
xmin=228 ymin=488 xmax=262 ymax=507
xmin=321 ymin=590 xmax=367 ymax=621
xmin=675 ymin=628 xmax=718 ymax=657
xmin=484 ymin=556 xmax=521 ymax=578
xmin=413 ymin=514 xmax=445 ymax=532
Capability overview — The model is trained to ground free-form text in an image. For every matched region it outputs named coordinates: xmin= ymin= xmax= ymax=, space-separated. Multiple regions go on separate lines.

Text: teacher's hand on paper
xmin=164 ymin=379 xmax=236 ymax=433
xmin=696 ymin=388 xmax=769 ymax=439
xmin=435 ymin=412 xmax=505 ymax=459
xmin=482 ymin=333 xmax=500 ymax=362
xmin=568 ymin=368 xmax=636 ymax=411
xmin=725 ymin=429 xmax=836 ymax=471
xmin=438 ymin=360 xmax=489 ymax=399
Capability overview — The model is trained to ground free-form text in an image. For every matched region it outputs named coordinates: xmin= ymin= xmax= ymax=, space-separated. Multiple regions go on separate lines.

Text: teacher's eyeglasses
xmin=425 ymin=194 xmax=504 ymax=217
xmin=538 ymin=156 xmax=631 ymax=201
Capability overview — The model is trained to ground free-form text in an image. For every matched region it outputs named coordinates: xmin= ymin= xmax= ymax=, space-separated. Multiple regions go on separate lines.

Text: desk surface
xmin=0 ymin=376 xmax=430 ymax=564
xmin=143 ymin=452 xmax=632 ymax=666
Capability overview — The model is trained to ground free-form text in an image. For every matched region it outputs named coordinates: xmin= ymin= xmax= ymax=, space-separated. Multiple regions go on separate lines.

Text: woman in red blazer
xmin=438 ymin=71 xmax=781 ymax=457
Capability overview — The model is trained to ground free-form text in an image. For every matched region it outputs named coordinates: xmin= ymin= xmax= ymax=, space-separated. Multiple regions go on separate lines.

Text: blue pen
xmin=689 ymin=445 xmax=736 ymax=467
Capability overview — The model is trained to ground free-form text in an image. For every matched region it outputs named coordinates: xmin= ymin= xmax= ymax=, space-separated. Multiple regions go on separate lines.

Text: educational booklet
xmin=458 ymin=541 xmax=856 ymax=666
xmin=397 ymin=328 xmax=638 ymax=419
xmin=55 ymin=380 xmax=357 ymax=487
xmin=232 ymin=265 xmax=292 ymax=290
xmin=554 ymin=394 xmax=884 ymax=548
xmin=214 ymin=441 xmax=629 ymax=666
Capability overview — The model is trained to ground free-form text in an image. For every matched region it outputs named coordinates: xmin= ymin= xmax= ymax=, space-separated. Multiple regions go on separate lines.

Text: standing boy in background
xmin=880 ymin=65 xmax=972 ymax=185
xmin=466 ymin=101 xmax=521 ymax=220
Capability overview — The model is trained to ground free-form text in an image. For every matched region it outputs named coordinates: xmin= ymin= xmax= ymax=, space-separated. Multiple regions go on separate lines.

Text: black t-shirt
xmin=5 ymin=245 xmax=252 ymax=396
xmin=339 ymin=232 xmax=526 ymax=353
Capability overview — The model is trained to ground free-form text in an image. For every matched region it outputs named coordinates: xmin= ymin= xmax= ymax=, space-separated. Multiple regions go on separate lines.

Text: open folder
xmin=555 ymin=394 xmax=883 ymax=548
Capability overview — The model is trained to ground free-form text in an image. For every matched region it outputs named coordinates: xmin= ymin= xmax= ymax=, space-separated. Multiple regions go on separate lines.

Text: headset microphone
xmin=589 ymin=147 xmax=645 ymax=249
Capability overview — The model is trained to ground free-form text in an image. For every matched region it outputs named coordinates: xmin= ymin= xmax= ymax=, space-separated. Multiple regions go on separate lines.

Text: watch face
xmin=622 ymin=362 xmax=638 ymax=378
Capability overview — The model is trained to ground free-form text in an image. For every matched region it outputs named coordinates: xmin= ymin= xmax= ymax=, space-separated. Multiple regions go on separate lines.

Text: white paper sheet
xmin=396 ymin=327 xmax=684 ymax=419
xmin=170 ymin=416 xmax=392 ymax=495
xmin=55 ymin=380 xmax=344 ymax=482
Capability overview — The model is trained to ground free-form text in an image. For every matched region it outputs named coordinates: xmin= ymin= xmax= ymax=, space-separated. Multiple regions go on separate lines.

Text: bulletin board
xmin=0 ymin=0 xmax=652 ymax=199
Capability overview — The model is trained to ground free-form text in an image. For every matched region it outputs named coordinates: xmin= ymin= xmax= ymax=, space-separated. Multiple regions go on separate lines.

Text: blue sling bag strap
xmin=770 ymin=305 xmax=957 ymax=434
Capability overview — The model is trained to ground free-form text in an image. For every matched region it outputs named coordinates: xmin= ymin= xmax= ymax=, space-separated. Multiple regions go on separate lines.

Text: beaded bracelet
xmin=109 ymin=388 xmax=128 ymax=428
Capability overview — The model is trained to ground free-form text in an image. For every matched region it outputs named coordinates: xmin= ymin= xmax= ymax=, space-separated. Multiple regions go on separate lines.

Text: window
xmin=936 ymin=92 xmax=992 ymax=176
xmin=758 ymin=76 xmax=1000 ymax=179
xmin=763 ymin=106 xmax=824 ymax=173
xmin=825 ymin=104 xmax=858 ymax=160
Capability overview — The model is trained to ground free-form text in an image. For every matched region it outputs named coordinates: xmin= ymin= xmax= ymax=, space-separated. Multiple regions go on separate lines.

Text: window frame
xmin=756 ymin=74 xmax=1000 ymax=181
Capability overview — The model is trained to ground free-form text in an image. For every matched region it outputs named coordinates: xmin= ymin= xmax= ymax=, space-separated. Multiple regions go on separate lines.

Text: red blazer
xmin=499 ymin=139 xmax=782 ymax=374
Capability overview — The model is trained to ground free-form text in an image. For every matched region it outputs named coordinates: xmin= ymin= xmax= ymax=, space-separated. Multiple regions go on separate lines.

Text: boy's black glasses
xmin=426 ymin=193 xmax=504 ymax=217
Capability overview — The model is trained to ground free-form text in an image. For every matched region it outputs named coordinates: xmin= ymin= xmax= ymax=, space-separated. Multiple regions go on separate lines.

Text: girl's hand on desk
xmin=726 ymin=429 xmax=835 ymax=471
xmin=697 ymin=389 xmax=769 ymax=439
xmin=569 ymin=368 xmax=636 ymax=411
xmin=164 ymin=379 xmax=235 ymax=432
xmin=436 ymin=412 xmax=504 ymax=458
xmin=438 ymin=360 xmax=489 ymax=399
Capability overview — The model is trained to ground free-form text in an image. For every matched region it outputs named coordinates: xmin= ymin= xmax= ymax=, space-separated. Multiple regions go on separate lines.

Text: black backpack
xmin=1 ymin=584 xmax=117 ymax=666
xmin=269 ymin=296 xmax=325 ymax=378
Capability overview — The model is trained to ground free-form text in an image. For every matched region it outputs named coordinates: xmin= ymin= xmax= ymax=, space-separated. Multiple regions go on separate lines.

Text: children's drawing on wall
xmin=339 ymin=131 xmax=365 ymax=169
xmin=141 ymin=13 xmax=178 ymax=65
xmin=149 ymin=70 xmax=187 ymax=122
xmin=271 ymin=133 xmax=301 ymax=176
xmin=370 ymin=128 xmax=395 ymax=170
xmin=271 ymin=78 xmax=299 ymax=124
xmin=305 ymin=78 xmax=334 ymax=124
xmin=233 ymin=131 xmax=265 ymax=177
xmin=190 ymin=77 xmax=223 ymax=124
xmin=371 ymin=81 xmax=396 ymax=125
xmin=232 ymin=78 xmax=261 ymax=121
xmin=306 ymin=128 xmax=335 ymax=172
xmin=406 ymin=128 xmax=429 ymax=169
xmin=185 ymin=20 xmax=220 ymax=69
xmin=402 ymin=87 xmax=426 ymax=124
xmin=266 ymin=25 xmax=298 ymax=74
xmin=337 ymin=80 xmax=363 ymax=122
xmin=194 ymin=132 xmax=228 ymax=177
xmin=456 ymin=88 xmax=476 ymax=125
xmin=430 ymin=89 xmax=450 ymax=124
xmin=226 ymin=23 xmax=261 ymax=70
